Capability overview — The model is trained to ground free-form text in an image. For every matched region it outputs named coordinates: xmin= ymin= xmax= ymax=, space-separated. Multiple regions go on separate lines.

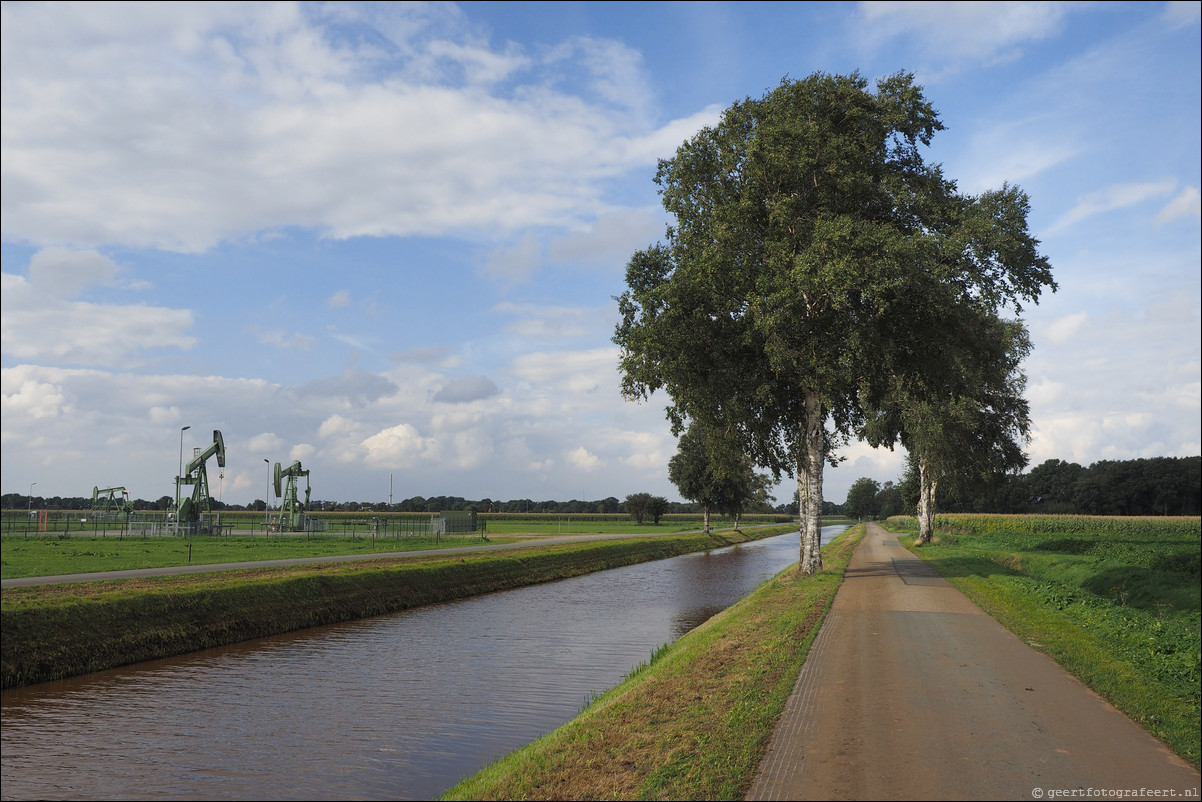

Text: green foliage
xmin=615 ymin=71 xmax=1052 ymax=576
xmin=844 ymin=477 xmax=881 ymax=519
xmin=669 ymin=423 xmax=773 ymax=526
xmin=623 ymin=493 xmax=669 ymax=525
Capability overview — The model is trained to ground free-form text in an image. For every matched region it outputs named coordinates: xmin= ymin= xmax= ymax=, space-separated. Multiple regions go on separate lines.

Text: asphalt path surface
xmin=0 ymin=527 xmax=755 ymax=589
xmin=748 ymin=522 xmax=1200 ymax=800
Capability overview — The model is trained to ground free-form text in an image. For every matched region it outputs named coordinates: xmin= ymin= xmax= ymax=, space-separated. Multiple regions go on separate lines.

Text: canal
xmin=0 ymin=524 xmax=849 ymax=801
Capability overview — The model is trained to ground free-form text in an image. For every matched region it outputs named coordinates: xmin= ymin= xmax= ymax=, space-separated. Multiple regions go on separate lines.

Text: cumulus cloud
xmin=567 ymin=446 xmax=600 ymax=470
xmin=1 ymin=274 xmax=196 ymax=366
xmin=0 ymin=3 xmax=701 ymax=253
xmin=361 ymin=423 xmax=436 ymax=467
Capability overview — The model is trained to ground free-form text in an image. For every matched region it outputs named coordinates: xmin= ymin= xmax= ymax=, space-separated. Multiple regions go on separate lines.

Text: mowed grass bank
xmin=1 ymin=527 xmax=792 ymax=689
xmin=891 ymin=514 xmax=1200 ymax=767
xmin=441 ymin=525 xmax=865 ymax=802
xmin=0 ymin=533 xmax=520 ymax=579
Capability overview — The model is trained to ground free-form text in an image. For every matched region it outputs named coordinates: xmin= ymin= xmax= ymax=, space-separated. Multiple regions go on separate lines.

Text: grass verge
xmin=440 ymin=524 xmax=865 ymax=801
xmin=887 ymin=516 xmax=1200 ymax=769
xmin=1 ymin=526 xmax=792 ymax=689
xmin=0 ymin=533 xmax=523 ymax=579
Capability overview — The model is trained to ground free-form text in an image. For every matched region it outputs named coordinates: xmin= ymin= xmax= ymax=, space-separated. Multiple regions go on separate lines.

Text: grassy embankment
xmin=890 ymin=513 xmax=1200 ymax=768
xmin=0 ymin=515 xmax=800 ymax=579
xmin=1 ymin=525 xmax=794 ymax=689
xmin=440 ymin=525 xmax=865 ymax=802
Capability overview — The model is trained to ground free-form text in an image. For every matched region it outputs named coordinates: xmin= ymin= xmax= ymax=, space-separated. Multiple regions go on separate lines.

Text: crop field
xmin=889 ymin=513 xmax=1201 ymax=766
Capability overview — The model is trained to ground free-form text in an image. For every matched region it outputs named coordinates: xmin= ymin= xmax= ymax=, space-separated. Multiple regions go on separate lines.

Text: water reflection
xmin=2 ymin=525 xmax=848 ymax=801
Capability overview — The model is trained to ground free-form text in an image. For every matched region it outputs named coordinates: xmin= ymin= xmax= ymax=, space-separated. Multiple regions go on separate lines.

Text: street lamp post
xmin=28 ymin=482 xmax=36 ymax=514
xmin=177 ymin=425 xmax=191 ymax=529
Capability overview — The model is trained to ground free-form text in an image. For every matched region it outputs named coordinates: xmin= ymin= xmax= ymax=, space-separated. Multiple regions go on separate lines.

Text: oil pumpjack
xmin=92 ymin=486 xmax=133 ymax=515
xmin=176 ymin=430 xmax=226 ymax=532
xmin=273 ymin=460 xmax=311 ymax=532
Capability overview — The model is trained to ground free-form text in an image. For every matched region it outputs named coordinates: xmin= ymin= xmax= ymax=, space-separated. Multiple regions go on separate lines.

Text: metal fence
xmin=1 ymin=509 xmax=485 ymax=540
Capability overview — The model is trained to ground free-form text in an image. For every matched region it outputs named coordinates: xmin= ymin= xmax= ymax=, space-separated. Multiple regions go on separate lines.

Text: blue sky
xmin=2 ymin=1 xmax=1199 ymax=508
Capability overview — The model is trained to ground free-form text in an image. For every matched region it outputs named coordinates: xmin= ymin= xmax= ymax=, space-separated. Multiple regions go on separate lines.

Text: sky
xmin=2 ymin=1 xmax=1199 ymax=510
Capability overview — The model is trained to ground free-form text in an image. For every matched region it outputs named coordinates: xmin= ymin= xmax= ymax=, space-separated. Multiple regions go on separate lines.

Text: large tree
xmin=844 ymin=477 xmax=881 ymax=521
xmin=615 ymin=71 xmax=1053 ymax=574
xmin=668 ymin=421 xmax=767 ymax=532
xmin=863 ymin=312 xmax=1034 ymax=544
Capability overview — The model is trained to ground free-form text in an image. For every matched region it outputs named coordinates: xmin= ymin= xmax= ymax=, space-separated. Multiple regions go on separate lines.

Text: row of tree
xmin=615 ymin=70 xmax=1055 ymax=569
xmin=843 ymin=455 xmax=1201 ymax=519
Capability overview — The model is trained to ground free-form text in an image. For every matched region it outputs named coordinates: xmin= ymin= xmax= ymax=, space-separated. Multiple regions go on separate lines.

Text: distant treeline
xmin=5 ymin=456 xmax=1196 ymax=517
xmin=928 ymin=456 xmax=1200 ymax=517
xmin=0 ymin=492 xmax=800 ymax=516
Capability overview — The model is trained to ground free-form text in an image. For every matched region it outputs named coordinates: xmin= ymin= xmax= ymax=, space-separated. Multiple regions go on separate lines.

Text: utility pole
xmin=176 ymin=425 xmax=190 ymax=527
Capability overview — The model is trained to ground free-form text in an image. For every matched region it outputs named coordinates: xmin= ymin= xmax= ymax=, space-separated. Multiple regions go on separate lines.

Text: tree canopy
xmin=615 ymin=71 xmax=1054 ymax=573
xmin=668 ymin=422 xmax=772 ymax=531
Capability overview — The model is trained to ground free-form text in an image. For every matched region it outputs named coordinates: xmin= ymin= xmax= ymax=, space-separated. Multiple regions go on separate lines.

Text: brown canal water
xmin=1 ymin=525 xmax=849 ymax=801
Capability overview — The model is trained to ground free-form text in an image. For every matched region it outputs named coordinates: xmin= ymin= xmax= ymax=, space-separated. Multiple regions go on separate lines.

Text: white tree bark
xmin=798 ymin=388 xmax=825 ymax=575
xmin=916 ymin=457 xmax=937 ymax=545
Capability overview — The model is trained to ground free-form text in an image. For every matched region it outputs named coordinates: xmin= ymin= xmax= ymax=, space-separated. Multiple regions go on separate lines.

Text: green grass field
xmin=0 ymin=515 xmax=806 ymax=579
xmin=0 ymin=534 xmax=509 ymax=579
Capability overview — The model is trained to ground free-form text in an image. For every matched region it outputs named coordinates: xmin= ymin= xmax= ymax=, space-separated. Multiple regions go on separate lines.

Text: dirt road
xmin=747 ymin=522 xmax=1200 ymax=800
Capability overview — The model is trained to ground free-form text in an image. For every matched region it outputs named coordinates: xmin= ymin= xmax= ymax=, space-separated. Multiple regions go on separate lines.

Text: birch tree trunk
xmin=704 ymin=505 xmax=711 ymax=533
xmin=797 ymin=389 xmax=825 ymax=575
xmin=916 ymin=457 xmax=937 ymax=545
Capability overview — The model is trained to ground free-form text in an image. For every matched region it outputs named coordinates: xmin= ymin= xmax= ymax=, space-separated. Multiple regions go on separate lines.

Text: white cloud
xmin=858 ymin=1 xmax=1077 ymax=65
xmin=1 ymin=271 xmax=196 ymax=365
xmin=26 ymin=248 xmax=123 ymax=298
xmin=568 ymin=446 xmax=600 ymax=470
xmin=1050 ymin=180 xmax=1177 ymax=231
xmin=1042 ymin=311 xmax=1090 ymax=345
xmin=246 ymin=432 xmax=286 ymax=454
xmin=508 ymin=347 xmax=619 ymax=395
xmin=361 ymin=423 xmax=436 ymax=467
xmin=327 ymin=290 xmax=351 ymax=308
xmin=1 ymin=375 xmax=67 ymax=421
xmin=1155 ymin=186 xmax=1202 ymax=225
xmin=0 ymin=3 xmax=696 ymax=253
xmin=290 ymin=443 xmax=316 ymax=462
